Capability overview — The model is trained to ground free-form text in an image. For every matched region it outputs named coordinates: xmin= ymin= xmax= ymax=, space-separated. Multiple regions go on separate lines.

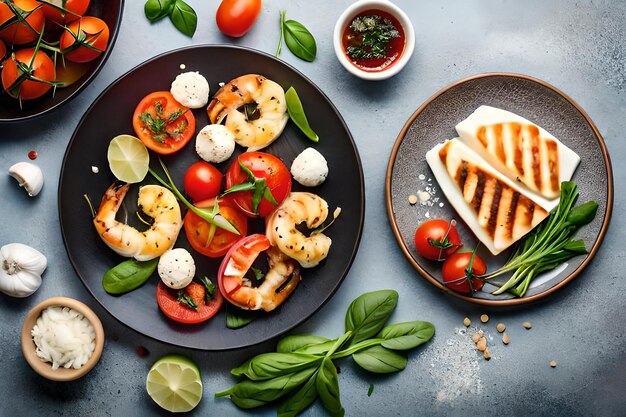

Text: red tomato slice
xmin=441 ymin=252 xmax=486 ymax=294
xmin=156 ymin=280 xmax=223 ymax=324
xmin=225 ymin=152 xmax=292 ymax=217
xmin=132 ymin=91 xmax=196 ymax=154
xmin=184 ymin=198 xmax=248 ymax=258
xmin=217 ymin=234 xmax=270 ymax=302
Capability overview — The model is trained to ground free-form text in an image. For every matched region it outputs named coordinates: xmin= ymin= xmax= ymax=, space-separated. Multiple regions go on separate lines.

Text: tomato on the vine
xmin=132 ymin=91 xmax=196 ymax=154
xmin=60 ymin=16 xmax=110 ymax=63
xmin=184 ymin=161 xmax=223 ymax=202
xmin=0 ymin=39 xmax=6 ymax=60
xmin=216 ymin=0 xmax=262 ymax=38
xmin=414 ymin=219 xmax=462 ymax=261
xmin=0 ymin=0 xmax=45 ymax=45
xmin=441 ymin=251 xmax=486 ymax=294
xmin=1 ymin=47 xmax=55 ymax=100
xmin=225 ymin=151 xmax=291 ymax=218
xmin=40 ymin=0 xmax=90 ymax=24
xmin=156 ymin=280 xmax=223 ymax=324
xmin=184 ymin=196 xmax=248 ymax=258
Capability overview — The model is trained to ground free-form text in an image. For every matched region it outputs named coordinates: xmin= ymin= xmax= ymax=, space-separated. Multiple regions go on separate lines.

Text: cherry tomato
xmin=441 ymin=251 xmax=486 ymax=294
xmin=184 ymin=196 xmax=248 ymax=258
xmin=414 ymin=219 xmax=462 ymax=261
xmin=132 ymin=91 xmax=196 ymax=154
xmin=217 ymin=234 xmax=270 ymax=303
xmin=60 ymin=16 xmax=109 ymax=63
xmin=216 ymin=0 xmax=262 ymax=38
xmin=40 ymin=0 xmax=90 ymax=24
xmin=184 ymin=161 xmax=223 ymax=202
xmin=1 ymin=48 xmax=55 ymax=100
xmin=156 ymin=280 xmax=223 ymax=324
xmin=0 ymin=0 xmax=45 ymax=45
xmin=225 ymin=152 xmax=291 ymax=217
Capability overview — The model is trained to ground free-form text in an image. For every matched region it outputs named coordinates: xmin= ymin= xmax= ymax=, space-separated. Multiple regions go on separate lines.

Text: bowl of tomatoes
xmin=0 ymin=0 xmax=124 ymax=123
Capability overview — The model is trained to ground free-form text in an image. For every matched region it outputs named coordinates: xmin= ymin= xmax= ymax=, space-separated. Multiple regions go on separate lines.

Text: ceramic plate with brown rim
xmin=386 ymin=73 xmax=613 ymax=306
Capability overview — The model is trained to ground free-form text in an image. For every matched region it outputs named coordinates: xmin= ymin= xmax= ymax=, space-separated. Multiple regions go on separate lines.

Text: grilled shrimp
xmin=266 ymin=192 xmax=332 ymax=268
xmin=93 ymin=182 xmax=182 ymax=261
xmin=206 ymin=74 xmax=288 ymax=151
xmin=218 ymin=234 xmax=300 ymax=312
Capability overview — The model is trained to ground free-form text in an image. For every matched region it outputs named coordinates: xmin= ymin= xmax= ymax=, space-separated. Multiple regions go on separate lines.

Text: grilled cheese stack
xmin=426 ymin=106 xmax=580 ymax=255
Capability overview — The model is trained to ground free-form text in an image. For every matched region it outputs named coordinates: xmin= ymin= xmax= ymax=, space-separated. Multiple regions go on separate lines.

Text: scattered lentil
xmin=471 ymin=333 xmax=482 ymax=343
xmin=496 ymin=323 xmax=506 ymax=333
xmin=502 ymin=333 xmax=510 ymax=345
xmin=476 ymin=337 xmax=487 ymax=352
xmin=480 ymin=314 xmax=489 ymax=323
xmin=483 ymin=349 xmax=491 ymax=360
xmin=463 ymin=317 xmax=471 ymax=327
xmin=549 ymin=360 xmax=557 ymax=368
xmin=408 ymin=194 xmax=418 ymax=205
xmin=523 ymin=322 xmax=533 ymax=329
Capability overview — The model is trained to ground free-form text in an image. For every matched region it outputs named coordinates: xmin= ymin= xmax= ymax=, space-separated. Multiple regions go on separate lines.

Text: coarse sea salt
xmin=31 ymin=306 xmax=96 ymax=370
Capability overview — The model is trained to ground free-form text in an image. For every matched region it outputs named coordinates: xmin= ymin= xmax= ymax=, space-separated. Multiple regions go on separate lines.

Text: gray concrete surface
xmin=1 ymin=1 xmax=624 ymax=416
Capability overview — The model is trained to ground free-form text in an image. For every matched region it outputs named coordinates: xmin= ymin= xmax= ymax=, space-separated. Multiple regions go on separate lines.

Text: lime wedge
xmin=146 ymin=354 xmax=203 ymax=412
xmin=107 ymin=134 xmax=149 ymax=183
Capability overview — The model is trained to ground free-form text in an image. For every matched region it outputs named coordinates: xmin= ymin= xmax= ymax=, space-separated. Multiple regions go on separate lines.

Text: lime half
xmin=107 ymin=134 xmax=149 ymax=183
xmin=146 ymin=354 xmax=203 ymax=413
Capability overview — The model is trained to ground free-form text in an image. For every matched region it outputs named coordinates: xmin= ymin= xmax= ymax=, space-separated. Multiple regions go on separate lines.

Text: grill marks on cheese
xmin=475 ymin=122 xmax=560 ymax=198
xmin=440 ymin=142 xmax=548 ymax=250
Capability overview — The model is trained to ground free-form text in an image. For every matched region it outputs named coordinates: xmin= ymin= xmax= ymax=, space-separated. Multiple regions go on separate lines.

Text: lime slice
xmin=146 ymin=354 xmax=203 ymax=412
xmin=107 ymin=134 xmax=149 ymax=183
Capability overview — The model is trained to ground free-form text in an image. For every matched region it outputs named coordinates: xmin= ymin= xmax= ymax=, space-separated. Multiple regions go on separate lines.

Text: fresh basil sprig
xmin=102 ymin=258 xmax=158 ymax=294
xmin=216 ymin=290 xmax=435 ymax=416
xmin=144 ymin=0 xmax=197 ymax=37
xmin=285 ymin=87 xmax=319 ymax=142
xmin=276 ymin=11 xmax=317 ymax=62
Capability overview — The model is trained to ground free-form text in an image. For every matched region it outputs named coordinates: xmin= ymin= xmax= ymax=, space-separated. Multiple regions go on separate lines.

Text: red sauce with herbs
xmin=342 ymin=9 xmax=405 ymax=72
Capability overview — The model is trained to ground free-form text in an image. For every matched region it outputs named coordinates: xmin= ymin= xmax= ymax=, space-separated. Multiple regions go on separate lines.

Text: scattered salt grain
xmin=91 ymin=166 xmax=99 ymax=174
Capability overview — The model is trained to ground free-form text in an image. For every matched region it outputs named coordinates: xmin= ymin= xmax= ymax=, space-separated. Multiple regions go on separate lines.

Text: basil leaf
xmin=345 ymin=289 xmax=398 ymax=345
xmin=283 ymin=18 xmax=317 ymax=62
xmin=277 ymin=370 xmax=319 ymax=417
xmin=285 ymin=86 xmax=319 ymax=142
xmin=232 ymin=352 xmax=322 ymax=381
xmin=277 ymin=334 xmax=331 ymax=353
xmin=352 ymin=345 xmax=407 ymax=374
xmin=169 ymin=0 xmax=197 ymax=37
xmin=144 ymin=0 xmax=175 ymax=22
xmin=215 ymin=367 xmax=317 ymax=407
xmin=226 ymin=308 xmax=256 ymax=329
xmin=102 ymin=258 xmax=158 ymax=294
xmin=378 ymin=320 xmax=435 ymax=351
xmin=316 ymin=357 xmax=344 ymax=417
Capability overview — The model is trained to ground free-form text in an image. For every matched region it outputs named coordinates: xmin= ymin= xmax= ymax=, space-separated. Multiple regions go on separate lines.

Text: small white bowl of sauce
xmin=334 ymin=0 xmax=415 ymax=80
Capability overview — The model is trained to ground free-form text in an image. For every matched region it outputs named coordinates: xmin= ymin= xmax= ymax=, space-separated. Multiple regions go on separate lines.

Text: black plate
xmin=386 ymin=73 xmax=613 ymax=306
xmin=59 ymin=45 xmax=364 ymax=350
xmin=0 ymin=0 xmax=124 ymax=123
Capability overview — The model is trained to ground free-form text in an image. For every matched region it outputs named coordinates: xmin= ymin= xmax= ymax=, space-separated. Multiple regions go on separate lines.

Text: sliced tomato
xmin=225 ymin=152 xmax=292 ymax=217
xmin=184 ymin=196 xmax=248 ymax=258
xmin=156 ymin=280 xmax=223 ymax=324
xmin=60 ymin=16 xmax=109 ymax=63
xmin=132 ymin=91 xmax=196 ymax=154
xmin=217 ymin=234 xmax=270 ymax=301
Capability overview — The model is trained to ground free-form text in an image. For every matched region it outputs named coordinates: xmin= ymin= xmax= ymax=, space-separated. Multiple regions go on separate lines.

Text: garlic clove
xmin=0 ymin=243 xmax=47 ymax=298
xmin=9 ymin=162 xmax=44 ymax=197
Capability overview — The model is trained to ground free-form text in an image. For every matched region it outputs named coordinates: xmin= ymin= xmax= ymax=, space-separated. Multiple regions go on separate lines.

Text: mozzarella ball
xmin=290 ymin=147 xmax=329 ymax=187
xmin=196 ymin=124 xmax=236 ymax=163
xmin=170 ymin=71 xmax=210 ymax=109
xmin=158 ymin=248 xmax=195 ymax=289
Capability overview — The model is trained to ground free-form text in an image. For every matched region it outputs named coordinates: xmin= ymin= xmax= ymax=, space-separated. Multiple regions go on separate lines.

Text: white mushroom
xmin=9 ymin=162 xmax=44 ymax=197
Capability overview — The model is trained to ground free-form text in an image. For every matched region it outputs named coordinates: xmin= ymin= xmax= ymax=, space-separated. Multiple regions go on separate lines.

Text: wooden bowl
xmin=21 ymin=297 xmax=105 ymax=381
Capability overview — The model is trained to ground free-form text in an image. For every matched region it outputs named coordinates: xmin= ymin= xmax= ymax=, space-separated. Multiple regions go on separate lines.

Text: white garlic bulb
xmin=9 ymin=162 xmax=44 ymax=197
xmin=0 ymin=243 xmax=47 ymax=298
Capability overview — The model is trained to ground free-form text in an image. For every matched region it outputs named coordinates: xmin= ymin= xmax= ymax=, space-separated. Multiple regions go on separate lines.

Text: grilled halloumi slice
xmin=426 ymin=139 xmax=549 ymax=255
xmin=455 ymin=106 xmax=580 ymax=200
